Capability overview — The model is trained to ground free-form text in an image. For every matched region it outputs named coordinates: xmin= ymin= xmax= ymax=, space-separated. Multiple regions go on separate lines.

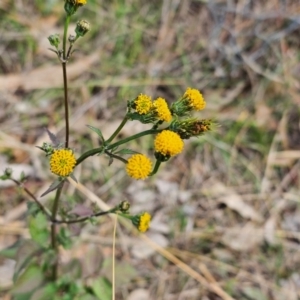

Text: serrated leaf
xmin=86 ymin=125 xmax=105 ymax=143
xmin=30 ymin=283 xmax=57 ymax=300
xmin=14 ymin=240 xmax=41 ymax=281
xmin=114 ymin=148 xmax=139 ymax=155
xmin=90 ymin=277 xmax=112 ymax=300
xmin=45 ymin=127 xmax=60 ymax=146
xmin=40 ymin=179 xmax=63 ymax=197
xmin=11 ymin=264 xmax=44 ymax=295
xmin=28 ymin=213 xmax=50 ymax=247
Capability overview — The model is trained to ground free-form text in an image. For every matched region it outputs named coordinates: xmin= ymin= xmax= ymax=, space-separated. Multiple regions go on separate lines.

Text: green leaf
xmin=242 ymin=287 xmax=268 ymax=300
xmin=27 ymin=202 xmax=41 ymax=216
xmin=90 ymin=277 xmax=112 ymax=300
xmin=14 ymin=240 xmax=41 ymax=281
xmin=11 ymin=264 xmax=44 ymax=295
xmin=86 ymin=125 xmax=105 ymax=143
xmin=40 ymin=179 xmax=64 ymax=197
xmin=102 ymin=258 xmax=137 ymax=286
xmin=0 ymin=240 xmax=22 ymax=259
xmin=61 ymin=258 xmax=82 ymax=280
xmin=20 ymin=171 xmax=26 ymax=182
xmin=30 ymin=283 xmax=57 ymax=300
xmin=57 ymin=226 xmax=72 ymax=249
xmin=28 ymin=212 xmax=50 ymax=247
xmin=114 ymin=148 xmax=139 ymax=155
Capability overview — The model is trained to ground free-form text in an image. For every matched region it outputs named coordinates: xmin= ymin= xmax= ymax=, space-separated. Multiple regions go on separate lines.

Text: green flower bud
xmin=64 ymin=0 xmax=87 ymax=15
xmin=75 ymin=20 xmax=90 ymax=37
xmin=48 ymin=34 xmax=60 ymax=49
xmin=4 ymin=168 xmax=13 ymax=177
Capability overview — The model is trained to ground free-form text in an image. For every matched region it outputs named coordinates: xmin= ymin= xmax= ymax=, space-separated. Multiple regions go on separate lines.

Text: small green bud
xmin=4 ymin=168 xmax=13 ymax=177
xmin=75 ymin=20 xmax=90 ymax=37
xmin=68 ymin=35 xmax=76 ymax=43
xmin=118 ymin=201 xmax=130 ymax=213
xmin=48 ymin=34 xmax=60 ymax=49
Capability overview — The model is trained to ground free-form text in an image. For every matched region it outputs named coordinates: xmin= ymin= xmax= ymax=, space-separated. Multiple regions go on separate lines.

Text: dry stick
xmin=112 ymin=216 xmax=117 ymax=300
xmin=67 ymin=178 xmax=235 ymax=300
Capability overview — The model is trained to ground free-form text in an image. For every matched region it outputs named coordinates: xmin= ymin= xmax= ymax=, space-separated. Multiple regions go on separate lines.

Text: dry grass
xmin=1 ymin=0 xmax=300 ymax=299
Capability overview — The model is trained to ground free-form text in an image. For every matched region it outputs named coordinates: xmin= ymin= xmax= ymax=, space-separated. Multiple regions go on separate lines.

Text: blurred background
xmin=1 ymin=0 xmax=300 ymax=299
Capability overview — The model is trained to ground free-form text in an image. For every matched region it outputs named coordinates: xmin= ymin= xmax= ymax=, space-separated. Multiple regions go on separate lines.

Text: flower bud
xmin=48 ymin=34 xmax=60 ymax=49
xmin=64 ymin=0 xmax=87 ymax=16
xmin=75 ymin=20 xmax=90 ymax=37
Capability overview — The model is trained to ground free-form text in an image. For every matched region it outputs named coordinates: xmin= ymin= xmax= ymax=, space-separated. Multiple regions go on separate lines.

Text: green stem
xmin=149 ymin=160 xmax=161 ymax=176
xmin=51 ymin=183 xmax=64 ymax=281
xmin=106 ymin=116 xmax=129 ymax=144
xmin=105 ymin=150 xmax=128 ymax=164
xmin=62 ymin=15 xmax=71 ymax=148
xmin=63 ymin=16 xmax=71 ymax=61
xmin=76 ymin=128 xmax=162 ymax=166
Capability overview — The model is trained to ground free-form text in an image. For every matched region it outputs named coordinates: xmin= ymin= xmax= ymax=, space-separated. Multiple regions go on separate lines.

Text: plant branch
xmin=76 ymin=128 xmax=162 ymax=166
xmin=9 ymin=178 xmax=52 ymax=218
xmin=106 ymin=116 xmax=129 ymax=144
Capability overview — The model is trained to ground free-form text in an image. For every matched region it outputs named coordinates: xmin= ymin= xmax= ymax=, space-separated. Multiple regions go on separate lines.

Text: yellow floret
xmin=154 ymin=130 xmax=184 ymax=157
xmin=137 ymin=212 xmax=151 ymax=232
xmin=76 ymin=0 xmax=87 ymax=5
xmin=50 ymin=149 xmax=76 ymax=177
xmin=135 ymin=94 xmax=152 ymax=115
xmin=126 ymin=154 xmax=152 ymax=180
xmin=153 ymin=97 xmax=172 ymax=122
xmin=184 ymin=87 xmax=206 ymax=111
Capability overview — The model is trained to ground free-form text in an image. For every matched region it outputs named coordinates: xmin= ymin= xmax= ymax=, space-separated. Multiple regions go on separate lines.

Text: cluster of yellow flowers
xmin=46 ymin=87 xmax=208 ymax=232
xmin=126 ymin=87 xmax=208 ymax=180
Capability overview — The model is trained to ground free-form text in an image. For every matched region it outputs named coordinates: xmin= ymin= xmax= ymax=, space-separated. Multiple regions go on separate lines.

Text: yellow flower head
xmin=50 ymin=149 xmax=76 ymax=177
xmin=132 ymin=212 xmax=151 ymax=232
xmin=183 ymin=87 xmax=206 ymax=111
xmin=126 ymin=154 xmax=152 ymax=180
xmin=76 ymin=0 xmax=87 ymax=5
xmin=153 ymin=97 xmax=172 ymax=122
xmin=134 ymin=94 xmax=152 ymax=115
xmin=154 ymin=130 xmax=184 ymax=157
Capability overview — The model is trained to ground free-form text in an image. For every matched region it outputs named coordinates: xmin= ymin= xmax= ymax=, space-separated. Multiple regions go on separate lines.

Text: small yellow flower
xmin=133 ymin=212 xmax=151 ymax=232
xmin=126 ymin=154 xmax=152 ymax=180
xmin=50 ymin=149 xmax=76 ymax=177
xmin=183 ymin=87 xmax=206 ymax=111
xmin=154 ymin=130 xmax=184 ymax=157
xmin=153 ymin=97 xmax=172 ymax=122
xmin=135 ymin=94 xmax=152 ymax=115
